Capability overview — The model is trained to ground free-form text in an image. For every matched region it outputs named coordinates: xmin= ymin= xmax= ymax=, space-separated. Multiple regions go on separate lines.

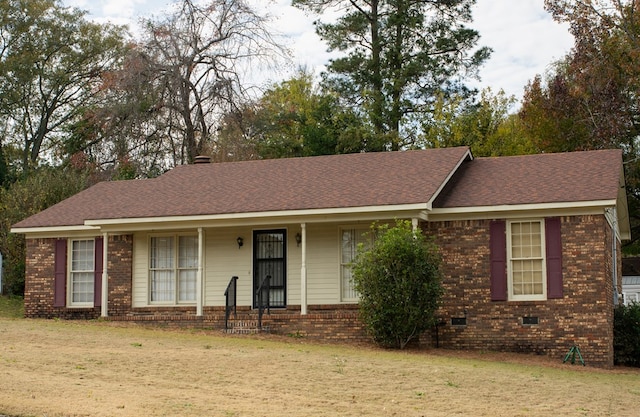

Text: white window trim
xmin=67 ymin=238 xmax=95 ymax=308
xmin=148 ymin=233 xmax=198 ymax=306
xmin=506 ymin=219 xmax=547 ymax=301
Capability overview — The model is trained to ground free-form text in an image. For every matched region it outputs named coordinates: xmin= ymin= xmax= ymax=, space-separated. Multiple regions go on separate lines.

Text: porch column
xmin=300 ymin=223 xmax=307 ymax=315
xmin=101 ymin=232 xmax=108 ymax=317
xmin=412 ymin=218 xmax=419 ymax=232
xmin=197 ymin=227 xmax=204 ymax=316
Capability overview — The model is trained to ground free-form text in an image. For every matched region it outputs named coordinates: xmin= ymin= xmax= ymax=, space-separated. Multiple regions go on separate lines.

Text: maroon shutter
xmin=545 ymin=217 xmax=563 ymax=299
xmin=94 ymin=237 xmax=103 ymax=307
xmin=54 ymin=239 xmax=67 ymax=307
xmin=490 ymin=220 xmax=507 ymax=301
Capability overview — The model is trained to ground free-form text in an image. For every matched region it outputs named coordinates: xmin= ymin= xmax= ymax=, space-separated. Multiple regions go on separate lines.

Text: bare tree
xmin=92 ymin=0 xmax=285 ymax=168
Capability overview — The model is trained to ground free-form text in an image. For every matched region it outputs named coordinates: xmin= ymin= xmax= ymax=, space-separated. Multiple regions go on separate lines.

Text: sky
xmin=63 ymin=0 xmax=575 ymax=103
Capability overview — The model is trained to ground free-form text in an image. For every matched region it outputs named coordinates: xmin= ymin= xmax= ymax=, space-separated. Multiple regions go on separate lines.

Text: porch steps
xmin=224 ymin=319 xmax=270 ymax=334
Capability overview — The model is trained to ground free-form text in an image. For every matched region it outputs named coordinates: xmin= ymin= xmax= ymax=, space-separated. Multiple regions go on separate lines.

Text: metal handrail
xmin=224 ymin=276 xmax=238 ymax=330
xmin=256 ymin=275 xmax=271 ymax=330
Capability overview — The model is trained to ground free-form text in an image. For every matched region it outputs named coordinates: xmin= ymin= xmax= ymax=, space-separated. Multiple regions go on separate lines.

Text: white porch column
xmin=197 ymin=227 xmax=204 ymax=316
xmin=300 ymin=223 xmax=307 ymax=315
xmin=412 ymin=218 xmax=419 ymax=232
xmin=101 ymin=232 xmax=108 ymax=317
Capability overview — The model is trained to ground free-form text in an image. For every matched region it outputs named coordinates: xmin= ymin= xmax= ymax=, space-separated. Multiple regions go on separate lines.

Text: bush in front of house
xmin=614 ymin=302 xmax=640 ymax=367
xmin=351 ymin=220 xmax=443 ymax=349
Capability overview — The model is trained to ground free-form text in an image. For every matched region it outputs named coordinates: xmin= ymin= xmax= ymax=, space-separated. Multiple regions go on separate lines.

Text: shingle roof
xmin=433 ymin=149 xmax=623 ymax=208
xmin=13 ymin=147 xmax=471 ymax=229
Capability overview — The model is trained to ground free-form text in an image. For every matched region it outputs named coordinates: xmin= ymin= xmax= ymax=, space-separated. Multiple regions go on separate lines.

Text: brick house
xmin=12 ymin=147 xmax=630 ymax=367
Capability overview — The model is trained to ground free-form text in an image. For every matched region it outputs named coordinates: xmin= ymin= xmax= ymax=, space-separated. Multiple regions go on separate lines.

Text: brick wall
xmin=424 ymin=215 xmax=618 ymax=368
xmin=107 ymin=235 xmax=133 ymax=316
xmin=110 ymin=304 xmax=369 ymax=343
xmin=24 ymin=236 xmax=132 ymax=320
xmin=24 ymin=238 xmax=56 ymax=318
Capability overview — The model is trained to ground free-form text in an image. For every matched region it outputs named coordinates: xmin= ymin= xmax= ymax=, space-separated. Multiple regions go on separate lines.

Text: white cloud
xmin=62 ymin=0 xmax=574 ymax=101
xmin=470 ymin=0 xmax=574 ymax=100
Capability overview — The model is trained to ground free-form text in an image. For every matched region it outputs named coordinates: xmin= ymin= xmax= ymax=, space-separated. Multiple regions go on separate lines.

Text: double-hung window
xmin=507 ymin=220 xmax=546 ymax=300
xmin=149 ymin=235 xmax=198 ymax=304
xmin=69 ymin=239 xmax=95 ymax=306
xmin=340 ymin=227 xmax=369 ymax=301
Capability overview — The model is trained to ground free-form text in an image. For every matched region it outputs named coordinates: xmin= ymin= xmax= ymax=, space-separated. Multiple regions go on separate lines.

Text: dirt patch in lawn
xmin=1 ymin=318 xmax=639 ymax=417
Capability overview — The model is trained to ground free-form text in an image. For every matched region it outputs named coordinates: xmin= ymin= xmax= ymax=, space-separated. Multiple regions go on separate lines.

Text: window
xmin=340 ymin=228 xmax=369 ymax=301
xmin=150 ymin=235 xmax=198 ymax=304
xmin=69 ymin=239 xmax=95 ymax=306
xmin=507 ymin=220 xmax=546 ymax=300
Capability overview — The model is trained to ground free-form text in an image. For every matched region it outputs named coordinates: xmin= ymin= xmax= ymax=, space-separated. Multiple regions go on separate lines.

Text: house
xmin=12 ymin=147 xmax=630 ymax=367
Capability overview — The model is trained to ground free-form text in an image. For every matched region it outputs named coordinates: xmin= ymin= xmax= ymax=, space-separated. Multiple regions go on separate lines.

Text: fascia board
xmin=10 ymin=225 xmax=100 ymax=237
xmin=428 ymin=200 xmax=617 ymax=221
xmin=45 ymin=205 xmax=428 ymax=233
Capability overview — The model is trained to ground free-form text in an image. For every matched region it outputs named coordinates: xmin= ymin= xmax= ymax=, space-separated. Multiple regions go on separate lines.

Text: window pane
xmin=511 ymin=259 xmax=543 ymax=296
xmin=151 ymin=270 xmax=175 ymax=301
xmin=72 ymin=272 xmax=94 ymax=303
xmin=72 ymin=240 xmax=94 ymax=271
xmin=341 ymin=230 xmax=355 ymax=264
xmin=178 ymin=269 xmax=196 ymax=302
xmin=178 ymin=236 xmax=198 ymax=268
xmin=151 ymin=237 xmax=174 ymax=269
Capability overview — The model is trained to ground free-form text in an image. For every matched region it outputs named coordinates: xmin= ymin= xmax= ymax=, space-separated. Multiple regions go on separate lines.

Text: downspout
xmin=607 ymin=208 xmax=620 ymax=305
xmin=197 ymin=227 xmax=204 ymax=316
xmin=101 ymin=232 xmax=108 ymax=317
xmin=612 ymin=215 xmax=619 ymax=306
xmin=300 ymin=223 xmax=307 ymax=315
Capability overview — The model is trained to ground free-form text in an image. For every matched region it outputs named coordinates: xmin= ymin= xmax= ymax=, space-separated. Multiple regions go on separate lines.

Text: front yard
xmin=0 ymin=306 xmax=639 ymax=416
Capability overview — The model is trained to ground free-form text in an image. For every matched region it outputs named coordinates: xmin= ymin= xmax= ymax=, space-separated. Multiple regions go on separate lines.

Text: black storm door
xmin=253 ymin=230 xmax=286 ymax=308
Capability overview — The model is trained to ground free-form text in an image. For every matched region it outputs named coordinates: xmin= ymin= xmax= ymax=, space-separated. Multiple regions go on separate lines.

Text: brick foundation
xmin=107 ymin=304 xmax=368 ymax=343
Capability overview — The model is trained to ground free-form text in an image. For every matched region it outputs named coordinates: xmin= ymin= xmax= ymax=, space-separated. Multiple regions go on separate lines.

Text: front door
xmin=253 ymin=229 xmax=286 ymax=308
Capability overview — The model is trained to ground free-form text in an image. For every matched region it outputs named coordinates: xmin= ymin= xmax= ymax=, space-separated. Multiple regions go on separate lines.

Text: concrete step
xmin=224 ymin=318 xmax=270 ymax=334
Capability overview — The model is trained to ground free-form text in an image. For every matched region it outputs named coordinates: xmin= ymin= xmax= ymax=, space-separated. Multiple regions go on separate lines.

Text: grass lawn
xmin=0 ymin=297 xmax=639 ymax=416
xmin=0 ymin=295 xmax=24 ymax=319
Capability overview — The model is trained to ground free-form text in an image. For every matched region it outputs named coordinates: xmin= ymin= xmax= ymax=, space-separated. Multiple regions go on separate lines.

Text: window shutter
xmin=94 ymin=237 xmax=104 ymax=307
xmin=490 ymin=220 xmax=507 ymax=301
xmin=54 ymin=239 xmax=67 ymax=307
xmin=545 ymin=217 xmax=563 ymax=299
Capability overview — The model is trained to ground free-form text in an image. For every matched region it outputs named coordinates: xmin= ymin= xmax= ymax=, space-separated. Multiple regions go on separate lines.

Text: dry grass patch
xmin=0 ymin=318 xmax=639 ymax=417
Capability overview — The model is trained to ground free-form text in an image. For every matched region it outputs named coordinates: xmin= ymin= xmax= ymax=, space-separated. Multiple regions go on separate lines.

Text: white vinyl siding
xmin=306 ymin=224 xmax=341 ymax=304
xmin=132 ymin=233 xmax=148 ymax=308
xmin=69 ymin=239 xmax=94 ymax=306
xmin=204 ymin=227 xmax=253 ymax=307
xmin=507 ymin=220 xmax=546 ymax=301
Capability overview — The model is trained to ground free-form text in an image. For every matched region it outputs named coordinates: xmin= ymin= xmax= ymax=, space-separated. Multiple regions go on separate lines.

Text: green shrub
xmin=351 ymin=220 xmax=443 ymax=349
xmin=614 ymin=303 xmax=640 ymax=367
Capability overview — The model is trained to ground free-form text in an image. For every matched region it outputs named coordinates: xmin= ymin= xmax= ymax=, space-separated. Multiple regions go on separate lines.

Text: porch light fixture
xmin=295 ymin=232 xmax=302 ymax=247
xmin=236 ymin=237 xmax=243 ymax=249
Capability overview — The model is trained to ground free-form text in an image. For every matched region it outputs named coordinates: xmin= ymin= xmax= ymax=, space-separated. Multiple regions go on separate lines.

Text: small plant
xmin=287 ymin=330 xmax=305 ymax=338
xmin=334 ymin=356 xmax=346 ymax=374
xmin=130 ymin=342 xmax=143 ymax=348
